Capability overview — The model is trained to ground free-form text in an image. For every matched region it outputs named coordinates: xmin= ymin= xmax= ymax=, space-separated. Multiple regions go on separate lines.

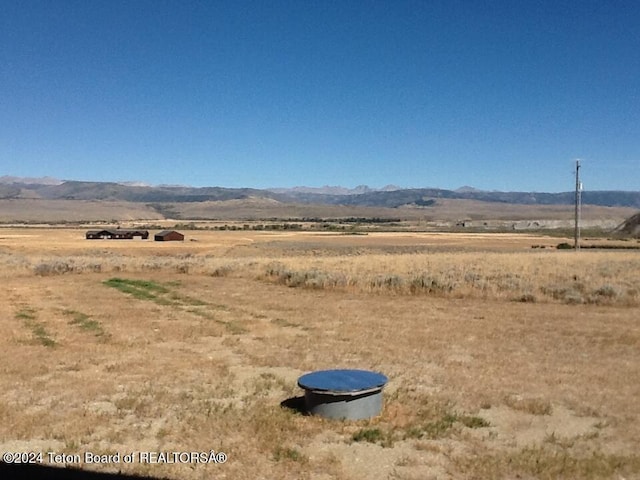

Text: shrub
xmin=459 ymin=415 xmax=491 ymax=428
xmin=33 ymin=261 xmax=73 ymax=276
xmin=371 ymin=274 xmax=405 ymax=290
xmin=516 ymin=293 xmax=537 ymax=303
xmin=593 ymin=284 xmax=621 ymax=299
xmin=504 ymin=395 xmax=552 ymax=415
xmin=211 ymin=265 xmax=233 ymax=277
xmin=272 ymin=447 xmax=307 ymax=463
xmin=409 ymin=273 xmax=455 ymax=294
xmin=541 ymin=283 xmax=585 ymax=304
xmin=176 ymin=263 xmax=189 ymax=274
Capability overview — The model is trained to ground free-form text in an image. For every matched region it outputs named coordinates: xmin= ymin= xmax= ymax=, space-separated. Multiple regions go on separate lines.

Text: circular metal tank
xmin=297 ymin=369 xmax=388 ymax=420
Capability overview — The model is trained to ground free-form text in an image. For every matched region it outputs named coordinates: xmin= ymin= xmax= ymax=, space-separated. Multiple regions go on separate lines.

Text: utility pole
xmin=574 ymin=159 xmax=581 ymax=250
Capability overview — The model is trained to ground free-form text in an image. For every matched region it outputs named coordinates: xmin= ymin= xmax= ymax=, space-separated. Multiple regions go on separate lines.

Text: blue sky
xmin=1 ymin=0 xmax=639 ymax=192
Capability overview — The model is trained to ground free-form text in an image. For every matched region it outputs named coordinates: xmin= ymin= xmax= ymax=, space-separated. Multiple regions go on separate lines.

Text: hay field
xmin=0 ymin=229 xmax=639 ymax=480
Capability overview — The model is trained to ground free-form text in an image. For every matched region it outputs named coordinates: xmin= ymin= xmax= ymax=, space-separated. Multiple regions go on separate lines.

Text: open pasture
xmin=0 ymin=228 xmax=639 ymax=479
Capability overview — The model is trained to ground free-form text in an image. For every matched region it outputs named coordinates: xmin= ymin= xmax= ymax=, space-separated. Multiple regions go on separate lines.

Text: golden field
xmin=0 ymin=228 xmax=639 ymax=479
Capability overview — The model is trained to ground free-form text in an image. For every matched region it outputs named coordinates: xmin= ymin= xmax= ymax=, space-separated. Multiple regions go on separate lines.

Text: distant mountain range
xmin=267 ymin=184 xmax=402 ymax=195
xmin=0 ymin=175 xmax=63 ymax=186
xmin=1 ymin=176 xmax=639 ymax=208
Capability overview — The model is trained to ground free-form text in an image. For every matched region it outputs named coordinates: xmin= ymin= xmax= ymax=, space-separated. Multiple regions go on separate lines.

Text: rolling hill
xmin=0 ymin=177 xmax=638 ymax=226
xmin=1 ymin=178 xmax=639 ymax=208
xmin=615 ymin=212 xmax=640 ymax=238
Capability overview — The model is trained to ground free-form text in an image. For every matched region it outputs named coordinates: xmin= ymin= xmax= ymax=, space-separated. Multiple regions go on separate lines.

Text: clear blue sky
xmin=2 ymin=0 xmax=639 ymax=192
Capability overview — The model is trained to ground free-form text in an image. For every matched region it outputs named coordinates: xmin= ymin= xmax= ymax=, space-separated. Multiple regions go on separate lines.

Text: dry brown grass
xmin=0 ymin=228 xmax=638 ymax=479
xmin=2 ymin=197 xmax=635 ymax=225
xmin=0 ymin=199 xmax=165 ymax=223
xmin=3 ymin=229 xmax=638 ymax=306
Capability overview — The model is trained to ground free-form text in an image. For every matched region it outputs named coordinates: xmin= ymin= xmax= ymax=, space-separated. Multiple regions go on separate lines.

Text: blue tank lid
xmin=298 ymin=369 xmax=388 ymax=393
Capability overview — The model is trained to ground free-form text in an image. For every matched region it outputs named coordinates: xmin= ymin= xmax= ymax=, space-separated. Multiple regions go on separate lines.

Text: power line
xmin=574 ymin=159 xmax=582 ymax=251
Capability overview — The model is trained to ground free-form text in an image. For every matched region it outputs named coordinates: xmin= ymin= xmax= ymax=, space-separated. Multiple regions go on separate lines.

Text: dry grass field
xmin=0 ymin=197 xmax=636 ymax=227
xmin=1 ymin=228 xmax=639 ymax=479
xmin=0 ymin=199 xmax=165 ymax=223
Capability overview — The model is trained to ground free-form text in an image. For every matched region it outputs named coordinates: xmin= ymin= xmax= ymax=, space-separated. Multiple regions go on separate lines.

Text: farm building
xmin=154 ymin=230 xmax=184 ymax=242
xmin=86 ymin=229 xmax=149 ymax=240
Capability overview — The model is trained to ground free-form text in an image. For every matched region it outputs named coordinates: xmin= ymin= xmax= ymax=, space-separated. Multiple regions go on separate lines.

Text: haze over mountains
xmin=267 ymin=185 xmax=402 ymax=195
xmin=1 ymin=176 xmax=639 ymax=208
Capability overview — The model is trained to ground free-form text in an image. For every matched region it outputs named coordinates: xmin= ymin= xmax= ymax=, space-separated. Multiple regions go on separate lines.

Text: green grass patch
xmin=103 ymin=278 xmax=210 ymax=309
xmin=404 ymin=411 xmax=490 ymax=440
xmin=103 ymin=278 xmax=168 ymax=300
xmin=103 ymin=278 xmax=243 ymax=334
xmin=420 ymin=412 xmax=459 ymax=438
xmin=28 ymin=322 xmax=56 ymax=347
xmin=272 ymin=446 xmax=308 ymax=463
xmin=63 ymin=309 xmax=106 ymax=338
xmin=16 ymin=309 xmax=56 ymax=347
xmin=352 ymin=427 xmax=385 ymax=443
xmin=352 ymin=427 xmax=396 ymax=447
xmin=15 ymin=307 xmax=36 ymax=320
